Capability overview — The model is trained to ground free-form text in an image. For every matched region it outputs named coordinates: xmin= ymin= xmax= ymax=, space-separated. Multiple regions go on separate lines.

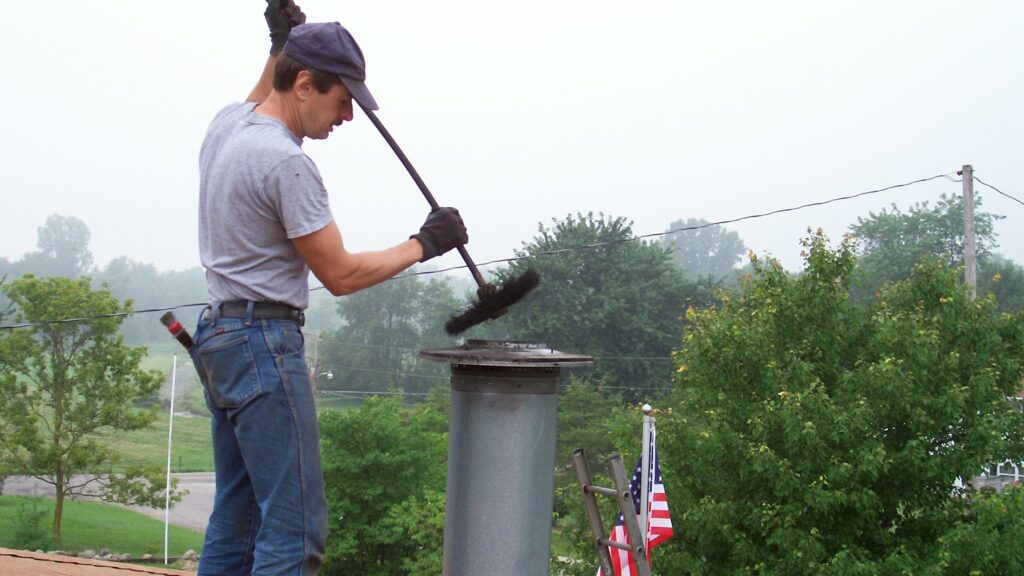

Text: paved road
xmin=4 ymin=473 xmax=214 ymax=532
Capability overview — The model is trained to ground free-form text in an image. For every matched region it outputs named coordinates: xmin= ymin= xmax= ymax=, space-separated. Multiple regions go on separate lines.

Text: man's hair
xmin=273 ymin=53 xmax=343 ymax=93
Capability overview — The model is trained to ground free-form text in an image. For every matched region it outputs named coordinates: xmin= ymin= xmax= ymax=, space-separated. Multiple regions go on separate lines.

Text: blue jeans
xmin=191 ymin=309 xmax=326 ymax=575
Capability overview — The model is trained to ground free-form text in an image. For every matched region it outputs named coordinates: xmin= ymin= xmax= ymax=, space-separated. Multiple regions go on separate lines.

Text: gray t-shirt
xmin=199 ymin=102 xmax=333 ymax=310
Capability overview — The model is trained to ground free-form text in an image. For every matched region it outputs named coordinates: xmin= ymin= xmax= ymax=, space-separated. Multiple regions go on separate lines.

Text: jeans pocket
xmin=197 ymin=333 xmax=263 ymax=410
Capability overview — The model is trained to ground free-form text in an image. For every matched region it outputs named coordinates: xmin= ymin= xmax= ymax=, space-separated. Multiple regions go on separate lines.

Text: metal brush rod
xmin=361 ymin=105 xmax=488 ymax=289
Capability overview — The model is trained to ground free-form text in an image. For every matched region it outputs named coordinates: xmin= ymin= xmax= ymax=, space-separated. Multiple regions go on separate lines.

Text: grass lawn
xmin=104 ymin=395 xmax=357 ymax=474
xmin=139 ymin=347 xmax=178 ymax=373
xmin=100 ymin=410 xmax=213 ymax=473
xmin=0 ymin=495 xmax=203 ymax=557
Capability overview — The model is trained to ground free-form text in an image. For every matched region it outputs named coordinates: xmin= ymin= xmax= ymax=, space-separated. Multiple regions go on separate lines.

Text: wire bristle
xmin=445 ymin=268 xmax=541 ymax=335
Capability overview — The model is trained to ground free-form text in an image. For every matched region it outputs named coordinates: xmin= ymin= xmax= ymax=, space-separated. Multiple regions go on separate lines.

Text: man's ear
xmin=294 ymin=70 xmax=313 ymax=101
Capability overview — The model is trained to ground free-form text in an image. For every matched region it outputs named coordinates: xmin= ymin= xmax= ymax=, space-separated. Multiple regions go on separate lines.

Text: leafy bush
xmin=13 ymin=498 xmax=55 ymax=552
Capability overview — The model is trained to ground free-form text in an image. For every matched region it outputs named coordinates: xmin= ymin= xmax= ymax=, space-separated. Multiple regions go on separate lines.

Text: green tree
xmin=929 ymin=485 xmax=1024 ymax=575
xmin=978 ymin=255 xmax=1024 ymax=312
xmin=0 ymin=275 xmax=177 ymax=543
xmin=660 ymin=218 xmax=746 ymax=282
xmin=0 ymin=271 xmax=14 ymax=326
xmin=488 ymin=213 xmax=716 ymax=398
xmin=849 ymin=194 xmax=1002 ymax=302
xmin=319 ymin=395 xmax=448 ymax=575
xmin=91 ymin=258 xmax=207 ymax=346
xmin=320 ymin=271 xmax=461 ymax=395
xmin=15 ymin=214 xmax=94 ymax=278
xmin=661 ymin=231 xmax=1024 ymax=575
xmin=550 ymin=376 xmax=626 ymax=534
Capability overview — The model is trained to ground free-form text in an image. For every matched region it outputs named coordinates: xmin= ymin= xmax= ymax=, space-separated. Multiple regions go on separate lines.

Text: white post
xmin=164 ymin=354 xmax=178 ymax=565
xmin=640 ymin=404 xmax=654 ymax=545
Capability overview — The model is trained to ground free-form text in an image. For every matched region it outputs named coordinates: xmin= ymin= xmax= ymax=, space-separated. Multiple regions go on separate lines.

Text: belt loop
xmin=244 ymin=301 xmax=255 ymax=326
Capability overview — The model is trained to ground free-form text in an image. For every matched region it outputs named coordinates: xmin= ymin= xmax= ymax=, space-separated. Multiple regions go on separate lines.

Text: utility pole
xmin=962 ymin=165 xmax=977 ymax=300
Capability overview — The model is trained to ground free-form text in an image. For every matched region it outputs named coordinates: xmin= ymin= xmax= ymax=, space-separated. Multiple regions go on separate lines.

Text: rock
xmin=100 ymin=548 xmax=110 ymax=557
xmin=182 ymin=559 xmax=198 ymax=571
xmin=182 ymin=549 xmax=198 ymax=561
xmin=34 ymin=550 xmax=44 ymax=554
xmin=143 ymin=553 xmax=153 ymax=560
xmin=77 ymin=550 xmax=96 ymax=559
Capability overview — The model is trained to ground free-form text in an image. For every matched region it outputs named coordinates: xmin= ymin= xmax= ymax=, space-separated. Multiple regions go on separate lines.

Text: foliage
xmin=488 ymin=212 xmax=717 ymax=399
xmin=849 ymin=193 xmax=1002 ymax=302
xmin=1 ymin=214 xmax=209 ymax=349
xmin=380 ymin=488 xmax=446 ymax=576
xmin=304 ymin=287 xmax=344 ymax=334
xmin=552 ymin=400 xmax=667 ymax=576
xmin=0 ymin=272 xmax=14 ymax=325
xmin=92 ymin=258 xmax=206 ymax=346
xmin=0 ymin=275 xmax=180 ymax=542
xmin=928 ymin=485 xmax=1024 ymax=575
xmin=12 ymin=214 xmax=95 ymax=279
xmin=662 ymin=230 xmax=1024 ymax=575
xmin=661 ymin=218 xmax=746 ymax=282
xmin=319 ymin=395 xmax=449 ymax=575
xmin=551 ymin=375 xmax=640 ymax=543
xmin=12 ymin=497 xmax=55 ymax=551
xmin=319 ymin=271 xmax=461 ymax=395
xmin=978 ymin=255 xmax=1024 ymax=312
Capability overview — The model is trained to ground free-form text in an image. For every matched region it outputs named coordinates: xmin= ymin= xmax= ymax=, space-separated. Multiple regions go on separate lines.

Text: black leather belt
xmin=208 ymin=300 xmax=305 ymax=327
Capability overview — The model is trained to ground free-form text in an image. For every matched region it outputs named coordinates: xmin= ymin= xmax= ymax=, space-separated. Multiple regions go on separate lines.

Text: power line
xmin=321 ymin=362 xmax=450 ymax=380
xmin=0 ymin=303 xmax=206 ymax=331
xmin=974 ymin=176 xmax=1024 ymax=208
xmin=0 ymin=172 xmax=992 ymax=331
xmin=395 ymin=173 xmax=959 ymax=273
xmin=316 ymin=389 xmax=435 ymax=397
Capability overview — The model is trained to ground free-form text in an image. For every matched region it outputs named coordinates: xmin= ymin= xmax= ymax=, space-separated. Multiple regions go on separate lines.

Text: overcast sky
xmin=2 ymin=1 xmax=1022 ymax=284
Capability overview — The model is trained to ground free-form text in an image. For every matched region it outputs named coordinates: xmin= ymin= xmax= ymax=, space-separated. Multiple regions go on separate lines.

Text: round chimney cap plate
xmin=421 ymin=340 xmax=594 ymax=368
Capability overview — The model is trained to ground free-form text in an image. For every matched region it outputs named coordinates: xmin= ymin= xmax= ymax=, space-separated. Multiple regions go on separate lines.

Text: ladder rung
xmin=598 ymin=538 xmax=644 ymax=554
xmin=584 ymin=485 xmax=619 ymax=497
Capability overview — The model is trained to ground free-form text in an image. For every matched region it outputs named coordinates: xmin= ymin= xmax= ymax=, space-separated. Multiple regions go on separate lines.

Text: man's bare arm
xmin=249 ymin=1 xmax=306 ymax=102
xmin=293 ymin=221 xmax=424 ymax=296
xmin=294 ymin=208 xmax=468 ymax=296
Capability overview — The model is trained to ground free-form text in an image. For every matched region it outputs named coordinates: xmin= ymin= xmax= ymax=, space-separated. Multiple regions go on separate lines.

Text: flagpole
xmin=164 ymin=354 xmax=177 ymax=565
xmin=640 ymin=403 xmax=653 ymax=546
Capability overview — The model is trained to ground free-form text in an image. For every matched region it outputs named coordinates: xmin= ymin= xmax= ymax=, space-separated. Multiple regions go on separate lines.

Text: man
xmin=191 ymin=2 xmax=468 ymax=574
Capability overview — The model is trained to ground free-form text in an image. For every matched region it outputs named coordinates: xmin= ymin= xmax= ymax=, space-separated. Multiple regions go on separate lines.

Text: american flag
xmin=598 ymin=425 xmax=673 ymax=576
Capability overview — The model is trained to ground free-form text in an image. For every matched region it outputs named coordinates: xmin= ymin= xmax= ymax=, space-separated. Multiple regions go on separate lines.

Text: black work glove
xmin=412 ymin=207 xmax=469 ymax=262
xmin=265 ymin=0 xmax=307 ymax=55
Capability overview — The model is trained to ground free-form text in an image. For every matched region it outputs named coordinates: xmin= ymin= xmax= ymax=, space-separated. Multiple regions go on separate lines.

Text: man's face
xmin=301 ymin=82 xmax=355 ymax=140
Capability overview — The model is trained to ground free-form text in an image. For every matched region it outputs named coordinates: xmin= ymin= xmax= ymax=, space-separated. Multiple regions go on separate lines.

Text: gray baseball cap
xmin=283 ymin=22 xmax=379 ymax=111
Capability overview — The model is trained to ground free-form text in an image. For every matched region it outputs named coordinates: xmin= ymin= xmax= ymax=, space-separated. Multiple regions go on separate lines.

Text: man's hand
xmin=265 ymin=0 xmax=307 ymax=55
xmin=412 ymin=207 xmax=469 ymax=262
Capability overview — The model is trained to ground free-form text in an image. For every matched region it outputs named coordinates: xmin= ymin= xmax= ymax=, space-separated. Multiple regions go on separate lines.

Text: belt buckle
xmin=297 ymin=311 xmax=305 ymax=327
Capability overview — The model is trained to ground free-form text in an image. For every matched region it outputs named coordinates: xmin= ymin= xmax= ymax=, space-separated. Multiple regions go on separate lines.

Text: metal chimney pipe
xmin=421 ymin=340 xmax=593 ymax=576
